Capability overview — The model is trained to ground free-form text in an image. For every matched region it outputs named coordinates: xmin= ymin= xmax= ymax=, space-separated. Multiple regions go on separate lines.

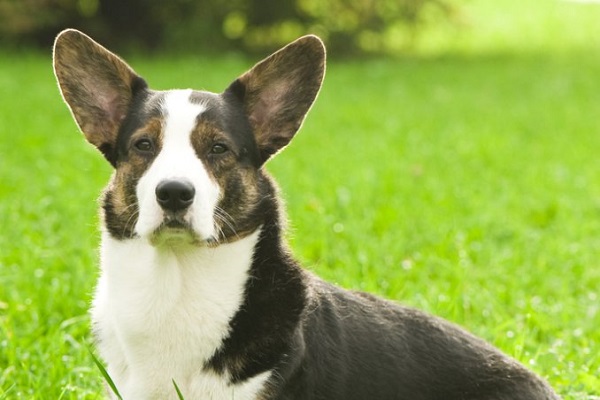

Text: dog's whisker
xmin=214 ymin=207 xmax=239 ymax=240
xmin=122 ymin=208 xmax=139 ymax=238
xmin=218 ymin=208 xmax=238 ymax=235
xmin=213 ymin=215 xmax=229 ymax=243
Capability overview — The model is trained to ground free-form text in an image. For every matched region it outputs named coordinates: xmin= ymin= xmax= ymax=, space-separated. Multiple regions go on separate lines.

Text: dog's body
xmin=53 ymin=30 xmax=559 ymax=400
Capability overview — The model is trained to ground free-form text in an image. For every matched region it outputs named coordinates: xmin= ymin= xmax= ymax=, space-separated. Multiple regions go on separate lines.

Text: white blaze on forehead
xmin=162 ymin=89 xmax=205 ymax=150
xmin=134 ymin=89 xmax=221 ymax=240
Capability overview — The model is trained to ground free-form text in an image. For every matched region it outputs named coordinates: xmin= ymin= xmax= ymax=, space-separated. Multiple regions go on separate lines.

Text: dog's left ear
xmin=225 ymin=35 xmax=326 ymax=165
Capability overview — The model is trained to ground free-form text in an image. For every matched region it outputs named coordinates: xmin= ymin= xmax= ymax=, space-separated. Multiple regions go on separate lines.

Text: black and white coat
xmin=53 ymin=29 xmax=559 ymax=400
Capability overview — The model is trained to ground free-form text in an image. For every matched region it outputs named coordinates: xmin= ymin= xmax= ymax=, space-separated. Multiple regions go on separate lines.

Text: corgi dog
xmin=53 ymin=29 xmax=559 ymax=400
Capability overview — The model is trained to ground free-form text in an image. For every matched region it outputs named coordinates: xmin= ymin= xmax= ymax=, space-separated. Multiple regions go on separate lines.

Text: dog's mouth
xmin=149 ymin=217 xmax=206 ymax=247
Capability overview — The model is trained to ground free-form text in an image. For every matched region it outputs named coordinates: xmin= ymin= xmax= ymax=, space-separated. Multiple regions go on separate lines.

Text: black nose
xmin=155 ymin=180 xmax=195 ymax=212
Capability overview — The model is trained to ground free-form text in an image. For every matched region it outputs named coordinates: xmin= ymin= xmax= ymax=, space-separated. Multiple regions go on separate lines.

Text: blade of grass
xmin=172 ymin=379 xmax=186 ymax=400
xmin=89 ymin=348 xmax=123 ymax=400
xmin=0 ymin=384 xmax=15 ymax=400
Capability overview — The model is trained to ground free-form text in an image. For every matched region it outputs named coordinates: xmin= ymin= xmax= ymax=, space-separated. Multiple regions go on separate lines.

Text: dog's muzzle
xmin=150 ymin=179 xmax=201 ymax=246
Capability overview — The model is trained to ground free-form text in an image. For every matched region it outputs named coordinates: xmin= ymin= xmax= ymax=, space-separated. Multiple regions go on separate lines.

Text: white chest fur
xmin=92 ymin=230 xmax=270 ymax=400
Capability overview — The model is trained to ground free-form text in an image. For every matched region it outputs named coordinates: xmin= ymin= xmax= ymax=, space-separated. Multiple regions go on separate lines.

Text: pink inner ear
xmin=75 ymin=86 xmax=127 ymax=145
xmin=80 ymin=73 xmax=131 ymax=137
xmin=100 ymin=90 xmax=127 ymax=127
xmin=249 ymin=98 xmax=268 ymax=131
xmin=250 ymin=80 xmax=290 ymax=132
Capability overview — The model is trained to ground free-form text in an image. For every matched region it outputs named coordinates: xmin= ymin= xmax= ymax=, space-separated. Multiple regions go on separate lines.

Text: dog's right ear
xmin=53 ymin=29 xmax=146 ymax=166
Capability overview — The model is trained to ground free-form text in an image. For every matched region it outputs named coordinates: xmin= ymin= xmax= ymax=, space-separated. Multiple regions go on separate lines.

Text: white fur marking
xmin=93 ymin=229 xmax=269 ymax=399
xmin=135 ymin=89 xmax=220 ymax=241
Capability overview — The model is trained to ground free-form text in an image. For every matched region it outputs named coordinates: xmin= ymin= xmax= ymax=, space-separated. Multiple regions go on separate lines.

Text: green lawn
xmin=1 ymin=0 xmax=600 ymax=398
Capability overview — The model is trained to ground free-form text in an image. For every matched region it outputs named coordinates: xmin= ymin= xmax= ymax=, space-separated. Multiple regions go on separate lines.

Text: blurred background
xmin=0 ymin=0 xmax=597 ymax=56
xmin=2 ymin=0 xmax=458 ymax=55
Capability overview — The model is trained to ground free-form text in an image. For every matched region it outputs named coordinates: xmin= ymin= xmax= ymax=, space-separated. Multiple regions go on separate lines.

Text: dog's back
xmin=278 ymin=277 xmax=557 ymax=399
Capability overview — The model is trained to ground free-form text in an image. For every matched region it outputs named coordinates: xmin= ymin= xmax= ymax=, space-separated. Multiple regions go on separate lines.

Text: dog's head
xmin=53 ymin=29 xmax=325 ymax=247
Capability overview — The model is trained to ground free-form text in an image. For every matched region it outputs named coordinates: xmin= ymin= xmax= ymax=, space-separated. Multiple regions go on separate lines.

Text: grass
xmin=1 ymin=0 xmax=600 ymax=398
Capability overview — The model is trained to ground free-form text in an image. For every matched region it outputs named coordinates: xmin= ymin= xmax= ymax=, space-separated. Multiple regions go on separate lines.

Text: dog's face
xmin=53 ymin=30 xmax=325 ymax=246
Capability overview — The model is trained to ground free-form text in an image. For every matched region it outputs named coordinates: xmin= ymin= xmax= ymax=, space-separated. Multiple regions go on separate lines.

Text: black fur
xmin=206 ymin=175 xmax=559 ymax=400
xmin=207 ymin=174 xmax=307 ymax=383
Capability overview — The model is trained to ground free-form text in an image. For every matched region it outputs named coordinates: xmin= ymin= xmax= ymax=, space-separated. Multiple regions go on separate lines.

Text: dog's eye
xmin=210 ymin=143 xmax=228 ymax=155
xmin=134 ymin=139 xmax=154 ymax=153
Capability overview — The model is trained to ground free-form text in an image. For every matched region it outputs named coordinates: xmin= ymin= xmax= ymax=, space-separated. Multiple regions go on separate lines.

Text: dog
xmin=53 ymin=29 xmax=559 ymax=400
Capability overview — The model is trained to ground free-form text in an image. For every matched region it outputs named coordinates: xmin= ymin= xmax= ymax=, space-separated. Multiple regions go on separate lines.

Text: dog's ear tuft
xmin=53 ymin=29 xmax=147 ymax=167
xmin=225 ymin=35 xmax=326 ymax=165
